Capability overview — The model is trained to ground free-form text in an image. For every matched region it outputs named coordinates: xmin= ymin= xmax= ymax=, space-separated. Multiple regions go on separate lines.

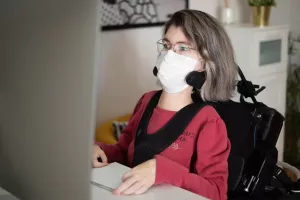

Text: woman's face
xmin=163 ymin=25 xmax=204 ymax=71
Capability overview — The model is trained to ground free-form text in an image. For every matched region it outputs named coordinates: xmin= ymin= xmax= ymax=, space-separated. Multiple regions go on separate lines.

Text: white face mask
xmin=156 ymin=50 xmax=198 ymax=94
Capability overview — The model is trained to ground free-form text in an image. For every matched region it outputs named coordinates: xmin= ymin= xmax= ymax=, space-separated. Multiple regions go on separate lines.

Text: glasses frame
xmin=156 ymin=39 xmax=197 ymax=53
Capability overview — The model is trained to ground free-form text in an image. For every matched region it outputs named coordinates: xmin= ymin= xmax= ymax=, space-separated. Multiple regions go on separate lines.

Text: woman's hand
xmin=114 ymin=159 xmax=156 ymax=195
xmin=92 ymin=144 xmax=108 ymax=168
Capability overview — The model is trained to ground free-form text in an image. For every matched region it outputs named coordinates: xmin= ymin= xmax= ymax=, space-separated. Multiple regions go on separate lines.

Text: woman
xmin=93 ymin=9 xmax=236 ymax=200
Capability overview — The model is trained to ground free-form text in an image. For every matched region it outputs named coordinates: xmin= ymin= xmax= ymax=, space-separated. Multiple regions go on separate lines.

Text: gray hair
xmin=164 ymin=9 xmax=237 ymax=102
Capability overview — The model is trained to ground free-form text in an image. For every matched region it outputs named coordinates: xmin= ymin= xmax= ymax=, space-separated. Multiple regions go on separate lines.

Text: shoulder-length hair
xmin=164 ymin=9 xmax=237 ymax=101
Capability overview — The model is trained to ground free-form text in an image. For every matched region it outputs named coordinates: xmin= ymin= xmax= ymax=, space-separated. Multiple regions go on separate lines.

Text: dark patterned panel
xmin=100 ymin=0 xmax=188 ymax=31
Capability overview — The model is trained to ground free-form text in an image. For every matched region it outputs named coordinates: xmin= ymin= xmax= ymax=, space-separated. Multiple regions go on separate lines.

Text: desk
xmin=90 ymin=162 xmax=208 ymax=200
xmin=90 ymin=184 xmax=208 ymax=200
xmin=0 ymin=187 xmax=19 ymax=200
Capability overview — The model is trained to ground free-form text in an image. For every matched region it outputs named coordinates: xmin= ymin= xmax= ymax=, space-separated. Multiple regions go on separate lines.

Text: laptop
xmin=90 ymin=162 xmax=208 ymax=200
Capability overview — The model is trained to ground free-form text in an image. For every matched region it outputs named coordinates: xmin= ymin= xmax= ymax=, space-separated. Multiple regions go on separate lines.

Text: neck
xmin=158 ymin=89 xmax=193 ymax=111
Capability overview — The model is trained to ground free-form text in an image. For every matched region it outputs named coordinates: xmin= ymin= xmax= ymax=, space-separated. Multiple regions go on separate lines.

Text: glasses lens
xmin=157 ymin=43 xmax=164 ymax=52
xmin=157 ymin=40 xmax=169 ymax=52
xmin=174 ymin=43 xmax=190 ymax=55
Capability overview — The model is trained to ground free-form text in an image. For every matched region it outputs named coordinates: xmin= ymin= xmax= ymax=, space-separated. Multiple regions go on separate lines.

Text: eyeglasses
xmin=156 ymin=39 xmax=197 ymax=55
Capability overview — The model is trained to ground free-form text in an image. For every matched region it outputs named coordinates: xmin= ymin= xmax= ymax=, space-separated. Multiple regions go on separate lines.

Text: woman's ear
xmin=195 ymin=59 xmax=205 ymax=72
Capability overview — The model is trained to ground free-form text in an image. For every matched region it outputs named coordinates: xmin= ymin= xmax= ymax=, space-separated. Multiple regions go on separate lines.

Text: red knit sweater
xmin=96 ymin=91 xmax=230 ymax=200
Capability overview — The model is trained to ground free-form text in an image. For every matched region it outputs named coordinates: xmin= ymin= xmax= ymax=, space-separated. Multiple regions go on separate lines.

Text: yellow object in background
xmin=95 ymin=114 xmax=132 ymax=144
xmin=251 ymin=6 xmax=271 ymax=27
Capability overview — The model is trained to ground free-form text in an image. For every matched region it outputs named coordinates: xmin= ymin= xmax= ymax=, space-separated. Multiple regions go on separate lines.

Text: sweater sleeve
xmin=94 ymin=94 xmax=145 ymax=165
xmin=154 ymin=118 xmax=230 ymax=200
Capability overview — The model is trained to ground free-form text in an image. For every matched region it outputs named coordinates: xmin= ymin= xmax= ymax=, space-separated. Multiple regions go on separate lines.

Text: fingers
xmin=92 ymin=145 xmax=108 ymax=168
xmin=121 ymin=181 xmax=143 ymax=195
xmin=92 ymin=158 xmax=108 ymax=168
xmin=113 ymin=175 xmax=137 ymax=195
xmin=115 ymin=161 xmax=155 ymax=195
xmin=134 ymin=184 xmax=150 ymax=195
xmin=122 ymin=170 xmax=133 ymax=181
xmin=98 ymin=150 xmax=108 ymax=163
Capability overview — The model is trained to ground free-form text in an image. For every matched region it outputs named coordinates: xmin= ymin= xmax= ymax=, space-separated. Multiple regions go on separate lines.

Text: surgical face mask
xmin=156 ymin=50 xmax=198 ymax=94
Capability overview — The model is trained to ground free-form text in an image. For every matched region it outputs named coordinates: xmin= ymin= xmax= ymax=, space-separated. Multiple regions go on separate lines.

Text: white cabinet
xmin=224 ymin=24 xmax=289 ymax=79
xmin=225 ymin=24 xmax=289 ymax=161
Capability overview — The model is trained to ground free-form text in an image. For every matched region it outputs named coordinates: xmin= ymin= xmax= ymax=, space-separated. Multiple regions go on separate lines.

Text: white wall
xmin=290 ymin=0 xmax=300 ymax=32
xmin=190 ymin=0 xmax=299 ymax=27
xmin=289 ymin=0 xmax=300 ymax=73
xmin=97 ymin=27 xmax=161 ymax=122
xmin=189 ymin=0 xmax=251 ymax=23
xmin=97 ymin=0 xmax=300 ymax=124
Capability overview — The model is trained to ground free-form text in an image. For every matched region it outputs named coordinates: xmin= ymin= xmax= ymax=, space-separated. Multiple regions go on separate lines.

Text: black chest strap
xmin=132 ymin=90 xmax=210 ymax=167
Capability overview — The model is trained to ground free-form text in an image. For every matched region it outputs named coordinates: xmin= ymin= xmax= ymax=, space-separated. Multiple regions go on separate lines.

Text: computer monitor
xmin=0 ymin=0 xmax=100 ymax=199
